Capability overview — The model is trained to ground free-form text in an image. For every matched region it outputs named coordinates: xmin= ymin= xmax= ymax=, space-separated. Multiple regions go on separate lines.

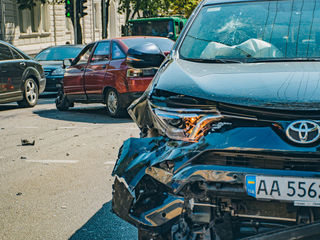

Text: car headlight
xmin=51 ymin=68 xmax=65 ymax=76
xmin=151 ymin=104 xmax=223 ymax=142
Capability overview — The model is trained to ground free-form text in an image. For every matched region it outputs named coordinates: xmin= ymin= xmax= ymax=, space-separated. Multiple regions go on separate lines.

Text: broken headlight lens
xmin=152 ymin=106 xmax=222 ymax=142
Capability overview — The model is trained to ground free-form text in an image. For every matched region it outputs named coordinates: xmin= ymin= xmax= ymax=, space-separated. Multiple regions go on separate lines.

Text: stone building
xmin=0 ymin=0 xmax=125 ymax=55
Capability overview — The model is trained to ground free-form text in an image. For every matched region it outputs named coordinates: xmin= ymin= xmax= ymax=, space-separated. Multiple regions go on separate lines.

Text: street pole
xmin=0 ymin=0 xmax=4 ymax=41
xmin=73 ymin=0 xmax=77 ymax=44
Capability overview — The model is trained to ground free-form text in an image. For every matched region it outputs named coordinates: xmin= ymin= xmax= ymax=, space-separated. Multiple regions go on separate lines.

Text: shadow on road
xmin=0 ymin=104 xmax=20 ymax=111
xmin=33 ymin=106 xmax=132 ymax=124
xmin=69 ymin=201 xmax=137 ymax=240
xmin=40 ymin=92 xmax=57 ymax=98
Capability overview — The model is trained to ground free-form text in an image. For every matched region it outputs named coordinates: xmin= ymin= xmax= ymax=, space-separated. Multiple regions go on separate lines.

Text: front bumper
xmin=44 ymin=76 xmax=63 ymax=92
xmin=39 ymin=77 xmax=46 ymax=94
xmin=112 ymin=134 xmax=320 ymax=235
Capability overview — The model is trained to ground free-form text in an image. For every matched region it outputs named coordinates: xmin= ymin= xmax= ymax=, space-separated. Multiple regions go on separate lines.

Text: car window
xmin=112 ymin=42 xmax=126 ymax=60
xmin=0 ymin=43 xmax=13 ymax=61
xmin=10 ymin=48 xmax=23 ymax=59
xmin=91 ymin=41 xmax=110 ymax=62
xmin=74 ymin=44 xmax=94 ymax=65
xmin=35 ymin=47 xmax=83 ymax=61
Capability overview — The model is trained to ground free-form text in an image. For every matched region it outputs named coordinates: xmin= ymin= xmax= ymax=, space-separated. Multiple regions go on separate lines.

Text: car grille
xmin=195 ymin=150 xmax=320 ymax=172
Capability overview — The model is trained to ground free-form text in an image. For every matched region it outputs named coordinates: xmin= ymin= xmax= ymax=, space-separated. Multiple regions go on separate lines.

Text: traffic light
xmin=65 ymin=0 xmax=74 ymax=18
xmin=78 ymin=0 xmax=88 ymax=17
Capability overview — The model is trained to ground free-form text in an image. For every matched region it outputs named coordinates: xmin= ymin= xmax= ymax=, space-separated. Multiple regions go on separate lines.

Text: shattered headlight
xmin=151 ymin=104 xmax=222 ymax=142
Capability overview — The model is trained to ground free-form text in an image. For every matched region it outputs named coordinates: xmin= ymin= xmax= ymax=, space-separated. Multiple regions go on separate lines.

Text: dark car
xmin=112 ymin=0 xmax=320 ymax=239
xmin=35 ymin=45 xmax=84 ymax=92
xmin=0 ymin=41 xmax=45 ymax=107
xmin=56 ymin=37 xmax=174 ymax=117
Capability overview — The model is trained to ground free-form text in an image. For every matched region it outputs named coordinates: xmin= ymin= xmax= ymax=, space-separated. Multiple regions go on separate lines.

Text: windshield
xmin=179 ymin=0 xmax=320 ymax=62
xmin=35 ymin=46 xmax=83 ymax=61
xmin=129 ymin=20 xmax=174 ymax=38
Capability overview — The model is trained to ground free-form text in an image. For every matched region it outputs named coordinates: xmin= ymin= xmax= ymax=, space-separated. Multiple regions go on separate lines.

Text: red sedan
xmin=55 ymin=36 xmax=174 ymax=117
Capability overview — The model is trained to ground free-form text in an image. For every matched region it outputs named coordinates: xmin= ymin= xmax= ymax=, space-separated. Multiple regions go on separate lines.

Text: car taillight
xmin=126 ymin=68 xmax=157 ymax=78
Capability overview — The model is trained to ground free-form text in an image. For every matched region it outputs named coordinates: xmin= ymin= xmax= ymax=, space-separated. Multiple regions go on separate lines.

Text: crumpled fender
xmin=112 ymin=137 xmax=208 ymax=190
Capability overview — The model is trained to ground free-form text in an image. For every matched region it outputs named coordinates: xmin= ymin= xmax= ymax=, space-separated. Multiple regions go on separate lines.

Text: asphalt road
xmin=0 ymin=95 xmax=138 ymax=240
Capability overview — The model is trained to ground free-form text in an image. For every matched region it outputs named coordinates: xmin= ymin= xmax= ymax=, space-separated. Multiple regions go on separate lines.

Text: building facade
xmin=0 ymin=0 xmax=125 ymax=55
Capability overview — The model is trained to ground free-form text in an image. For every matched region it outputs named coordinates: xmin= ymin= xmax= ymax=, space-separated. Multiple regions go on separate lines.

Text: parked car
xmin=112 ymin=0 xmax=320 ymax=239
xmin=35 ymin=45 xmax=84 ymax=92
xmin=56 ymin=36 xmax=174 ymax=117
xmin=0 ymin=40 xmax=45 ymax=107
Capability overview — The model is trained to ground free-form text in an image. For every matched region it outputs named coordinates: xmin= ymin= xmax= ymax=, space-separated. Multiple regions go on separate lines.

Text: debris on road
xmin=21 ymin=139 xmax=35 ymax=146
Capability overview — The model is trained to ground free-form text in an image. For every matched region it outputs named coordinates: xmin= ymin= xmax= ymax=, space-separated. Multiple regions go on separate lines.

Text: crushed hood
xmin=154 ymin=59 xmax=320 ymax=110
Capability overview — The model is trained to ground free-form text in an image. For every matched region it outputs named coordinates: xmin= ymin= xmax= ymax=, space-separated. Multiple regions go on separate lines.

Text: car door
xmin=83 ymin=41 xmax=110 ymax=101
xmin=63 ymin=44 xmax=94 ymax=101
xmin=8 ymin=47 xmax=26 ymax=93
xmin=0 ymin=43 xmax=25 ymax=100
xmin=104 ymin=40 xmax=128 ymax=94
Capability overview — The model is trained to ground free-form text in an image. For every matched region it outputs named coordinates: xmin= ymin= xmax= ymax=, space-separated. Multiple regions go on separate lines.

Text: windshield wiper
xmin=183 ymin=58 xmax=242 ymax=63
xmin=245 ymin=58 xmax=320 ymax=63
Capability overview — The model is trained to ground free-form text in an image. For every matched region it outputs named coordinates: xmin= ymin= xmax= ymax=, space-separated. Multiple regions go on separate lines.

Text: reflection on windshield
xmin=180 ymin=0 xmax=320 ymax=62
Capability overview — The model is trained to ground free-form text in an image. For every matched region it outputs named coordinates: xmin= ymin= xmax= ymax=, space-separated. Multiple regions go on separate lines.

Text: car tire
xmin=106 ymin=89 xmax=124 ymax=117
xmin=55 ymin=89 xmax=70 ymax=111
xmin=17 ymin=78 xmax=38 ymax=108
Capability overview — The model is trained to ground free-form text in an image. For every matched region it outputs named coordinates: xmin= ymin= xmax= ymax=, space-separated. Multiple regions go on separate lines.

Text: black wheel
xmin=17 ymin=78 xmax=38 ymax=107
xmin=55 ymin=89 xmax=71 ymax=111
xmin=106 ymin=89 xmax=124 ymax=117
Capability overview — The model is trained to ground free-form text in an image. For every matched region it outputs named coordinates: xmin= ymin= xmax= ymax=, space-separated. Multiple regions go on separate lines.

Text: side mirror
xmin=63 ymin=59 xmax=72 ymax=69
xmin=126 ymin=42 xmax=165 ymax=69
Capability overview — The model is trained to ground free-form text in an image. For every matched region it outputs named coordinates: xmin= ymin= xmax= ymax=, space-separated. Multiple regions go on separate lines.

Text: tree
xmin=118 ymin=0 xmax=201 ymax=23
xmin=118 ymin=0 xmax=171 ymax=23
xmin=169 ymin=0 xmax=201 ymax=18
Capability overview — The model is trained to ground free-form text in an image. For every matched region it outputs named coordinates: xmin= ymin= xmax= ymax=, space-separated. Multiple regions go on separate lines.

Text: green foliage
xmin=118 ymin=0 xmax=201 ymax=22
xmin=169 ymin=0 xmax=201 ymax=17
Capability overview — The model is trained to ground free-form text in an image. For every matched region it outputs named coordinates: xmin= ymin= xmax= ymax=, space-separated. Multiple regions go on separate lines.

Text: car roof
xmin=204 ymin=0 xmax=269 ymax=5
xmin=128 ymin=16 xmax=187 ymax=22
xmin=113 ymin=36 xmax=173 ymax=41
xmin=0 ymin=40 xmax=31 ymax=59
xmin=44 ymin=45 xmax=84 ymax=49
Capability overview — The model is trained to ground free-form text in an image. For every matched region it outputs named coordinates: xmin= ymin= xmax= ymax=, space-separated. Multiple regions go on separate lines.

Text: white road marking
xmin=104 ymin=161 xmax=116 ymax=165
xmin=25 ymin=160 xmax=79 ymax=164
xmin=16 ymin=127 xmax=38 ymax=129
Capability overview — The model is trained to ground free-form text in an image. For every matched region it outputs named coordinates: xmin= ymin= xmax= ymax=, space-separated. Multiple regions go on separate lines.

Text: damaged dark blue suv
xmin=112 ymin=0 xmax=320 ymax=239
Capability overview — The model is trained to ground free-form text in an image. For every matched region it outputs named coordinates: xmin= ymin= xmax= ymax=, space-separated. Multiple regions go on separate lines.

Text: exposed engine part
xmin=296 ymin=207 xmax=315 ymax=224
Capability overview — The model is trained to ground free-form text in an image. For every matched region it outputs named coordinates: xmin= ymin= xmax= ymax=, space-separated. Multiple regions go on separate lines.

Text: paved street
xmin=0 ymin=95 xmax=138 ymax=240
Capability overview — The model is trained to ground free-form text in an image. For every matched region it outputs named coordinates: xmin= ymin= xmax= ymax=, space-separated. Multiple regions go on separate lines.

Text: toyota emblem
xmin=286 ymin=120 xmax=320 ymax=144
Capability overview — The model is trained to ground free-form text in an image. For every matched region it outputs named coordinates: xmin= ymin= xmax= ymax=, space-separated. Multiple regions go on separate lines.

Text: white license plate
xmin=246 ymin=175 xmax=320 ymax=204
